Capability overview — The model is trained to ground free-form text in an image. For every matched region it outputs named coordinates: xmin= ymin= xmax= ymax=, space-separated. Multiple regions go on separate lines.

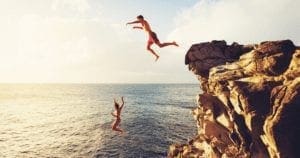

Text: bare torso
xmin=141 ymin=20 xmax=152 ymax=33
xmin=113 ymin=109 xmax=121 ymax=119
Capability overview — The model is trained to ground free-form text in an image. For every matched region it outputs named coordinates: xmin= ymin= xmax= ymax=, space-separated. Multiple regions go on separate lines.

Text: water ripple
xmin=0 ymin=84 xmax=199 ymax=157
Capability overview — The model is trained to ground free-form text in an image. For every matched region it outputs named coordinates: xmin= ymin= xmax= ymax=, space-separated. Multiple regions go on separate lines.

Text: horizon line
xmin=0 ymin=82 xmax=198 ymax=84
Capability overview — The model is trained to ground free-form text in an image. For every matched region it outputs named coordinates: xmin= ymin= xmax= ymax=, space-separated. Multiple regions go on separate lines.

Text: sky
xmin=0 ymin=0 xmax=299 ymax=83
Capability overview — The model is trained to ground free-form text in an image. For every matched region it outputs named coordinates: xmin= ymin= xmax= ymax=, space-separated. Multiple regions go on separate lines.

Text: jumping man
xmin=126 ymin=15 xmax=179 ymax=61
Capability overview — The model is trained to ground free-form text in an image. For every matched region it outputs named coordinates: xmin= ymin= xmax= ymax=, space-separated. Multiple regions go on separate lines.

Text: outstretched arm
xmin=126 ymin=20 xmax=140 ymax=25
xmin=120 ymin=97 xmax=125 ymax=109
xmin=133 ymin=26 xmax=143 ymax=29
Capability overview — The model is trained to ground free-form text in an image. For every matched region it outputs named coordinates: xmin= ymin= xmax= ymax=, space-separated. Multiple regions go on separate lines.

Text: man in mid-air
xmin=126 ymin=15 xmax=178 ymax=61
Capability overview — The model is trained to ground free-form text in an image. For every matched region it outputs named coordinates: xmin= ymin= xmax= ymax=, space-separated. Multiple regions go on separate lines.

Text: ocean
xmin=0 ymin=84 xmax=200 ymax=158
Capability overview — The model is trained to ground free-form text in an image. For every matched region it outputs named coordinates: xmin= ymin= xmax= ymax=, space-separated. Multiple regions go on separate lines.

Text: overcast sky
xmin=0 ymin=0 xmax=299 ymax=83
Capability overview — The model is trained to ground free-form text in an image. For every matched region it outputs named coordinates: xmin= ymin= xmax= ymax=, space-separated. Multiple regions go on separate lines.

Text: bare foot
xmin=155 ymin=56 xmax=160 ymax=62
xmin=173 ymin=41 xmax=179 ymax=47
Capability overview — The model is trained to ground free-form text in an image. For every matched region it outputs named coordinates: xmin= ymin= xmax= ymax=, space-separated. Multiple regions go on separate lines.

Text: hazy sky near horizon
xmin=0 ymin=0 xmax=299 ymax=83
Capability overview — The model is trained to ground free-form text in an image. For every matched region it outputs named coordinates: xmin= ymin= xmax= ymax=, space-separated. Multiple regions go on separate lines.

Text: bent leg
xmin=147 ymin=42 xmax=159 ymax=61
xmin=112 ymin=121 xmax=123 ymax=133
xmin=111 ymin=119 xmax=120 ymax=129
xmin=113 ymin=127 xmax=124 ymax=133
xmin=111 ymin=121 xmax=117 ymax=130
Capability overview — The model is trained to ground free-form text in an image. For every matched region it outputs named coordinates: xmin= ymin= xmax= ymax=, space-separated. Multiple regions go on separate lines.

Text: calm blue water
xmin=0 ymin=84 xmax=199 ymax=158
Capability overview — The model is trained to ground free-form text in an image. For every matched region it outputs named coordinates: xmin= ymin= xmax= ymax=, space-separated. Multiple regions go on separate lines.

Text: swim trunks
xmin=148 ymin=31 xmax=159 ymax=43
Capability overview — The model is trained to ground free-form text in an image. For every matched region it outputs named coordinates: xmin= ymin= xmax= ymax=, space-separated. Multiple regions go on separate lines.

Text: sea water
xmin=0 ymin=84 xmax=199 ymax=158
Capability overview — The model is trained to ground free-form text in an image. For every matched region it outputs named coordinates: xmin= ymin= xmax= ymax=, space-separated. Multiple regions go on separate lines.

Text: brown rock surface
xmin=168 ymin=40 xmax=300 ymax=158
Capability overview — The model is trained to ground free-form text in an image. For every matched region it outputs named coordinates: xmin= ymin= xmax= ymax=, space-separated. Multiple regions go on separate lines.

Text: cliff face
xmin=168 ymin=40 xmax=300 ymax=158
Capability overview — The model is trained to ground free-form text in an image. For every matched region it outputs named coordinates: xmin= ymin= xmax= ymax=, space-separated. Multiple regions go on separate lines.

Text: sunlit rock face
xmin=169 ymin=40 xmax=300 ymax=158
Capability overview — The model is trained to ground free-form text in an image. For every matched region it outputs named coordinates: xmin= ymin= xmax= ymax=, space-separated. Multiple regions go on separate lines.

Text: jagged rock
xmin=169 ymin=40 xmax=300 ymax=158
xmin=185 ymin=40 xmax=254 ymax=77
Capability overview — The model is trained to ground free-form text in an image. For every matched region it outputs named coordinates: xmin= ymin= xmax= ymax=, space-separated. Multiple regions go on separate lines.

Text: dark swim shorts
xmin=149 ymin=31 xmax=160 ymax=43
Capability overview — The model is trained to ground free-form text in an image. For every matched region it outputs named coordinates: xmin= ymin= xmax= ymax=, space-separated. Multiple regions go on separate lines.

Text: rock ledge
xmin=169 ymin=40 xmax=300 ymax=158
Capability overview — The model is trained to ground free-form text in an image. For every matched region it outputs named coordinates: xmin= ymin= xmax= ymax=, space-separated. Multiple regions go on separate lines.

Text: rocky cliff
xmin=168 ymin=40 xmax=300 ymax=158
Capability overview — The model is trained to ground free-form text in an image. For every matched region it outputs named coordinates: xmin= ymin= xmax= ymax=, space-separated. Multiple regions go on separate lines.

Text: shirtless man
xmin=126 ymin=15 xmax=179 ymax=61
xmin=111 ymin=97 xmax=125 ymax=134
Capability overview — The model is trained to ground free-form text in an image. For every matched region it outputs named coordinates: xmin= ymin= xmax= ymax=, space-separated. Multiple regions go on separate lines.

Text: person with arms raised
xmin=111 ymin=97 xmax=125 ymax=134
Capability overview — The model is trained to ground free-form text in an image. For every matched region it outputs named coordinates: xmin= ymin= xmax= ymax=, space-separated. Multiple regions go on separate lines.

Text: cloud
xmin=0 ymin=7 xmax=111 ymax=83
xmin=0 ymin=0 xmax=201 ymax=83
xmin=51 ymin=0 xmax=91 ymax=14
xmin=0 ymin=11 xmax=157 ymax=83
xmin=169 ymin=0 xmax=300 ymax=47
xmin=15 ymin=14 xmax=95 ymax=65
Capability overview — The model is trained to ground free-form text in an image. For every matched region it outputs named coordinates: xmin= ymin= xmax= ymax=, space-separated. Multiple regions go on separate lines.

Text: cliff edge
xmin=168 ymin=40 xmax=300 ymax=158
